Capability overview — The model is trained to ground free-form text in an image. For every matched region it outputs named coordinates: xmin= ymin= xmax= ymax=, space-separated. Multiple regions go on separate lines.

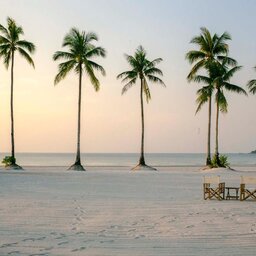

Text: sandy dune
xmin=0 ymin=166 xmax=256 ymax=255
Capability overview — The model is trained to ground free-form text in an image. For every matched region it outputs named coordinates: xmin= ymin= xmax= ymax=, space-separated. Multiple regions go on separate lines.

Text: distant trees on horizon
xmin=0 ymin=17 xmax=255 ymax=170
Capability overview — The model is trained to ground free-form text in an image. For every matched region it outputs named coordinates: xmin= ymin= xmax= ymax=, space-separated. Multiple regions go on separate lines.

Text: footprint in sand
xmin=58 ymin=241 xmax=68 ymax=246
xmin=76 ymin=231 xmax=85 ymax=235
xmin=56 ymin=234 xmax=67 ymax=240
xmin=29 ymin=253 xmax=48 ymax=256
xmin=0 ymin=242 xmax=18 ymax=248
xmin=41 ymin=246 xmax=54 ymax=251
xmin=128 ymin=228 xmax=136 ymax=232
xmin=36 ymin=236 xmax=46 ymax=241
xmin=71 ymin=246 xmax=86 ymax=252
xmin=100 ymin=240 xmax=114 ymax=243
xmin=7 ymin=251 xmax=20 ymax=255
xmin=134 ymin=234 xmax=145 ymax=239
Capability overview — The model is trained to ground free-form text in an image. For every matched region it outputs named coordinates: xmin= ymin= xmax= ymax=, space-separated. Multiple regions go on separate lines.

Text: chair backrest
xmin=203 ymin=176 xmax=220 ymax=184
xmin=241 ymin=176 xmax=256 ymax=184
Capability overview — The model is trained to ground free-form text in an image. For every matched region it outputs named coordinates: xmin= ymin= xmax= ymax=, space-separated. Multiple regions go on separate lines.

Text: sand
xmin=0 ymin=166 xmax=256 ymax=256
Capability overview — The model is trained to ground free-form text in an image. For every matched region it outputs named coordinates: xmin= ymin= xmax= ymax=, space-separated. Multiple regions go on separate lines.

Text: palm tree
xmin=247 ymin=67 xmax=256 ymax=94
xmin=212 ymin=60 xmax=247 ymax=166
xmin=53 ymin=28 xmax=106 ymax=171
xmin=0 ymin=17 xmax=35 ymax=169
xmin=186 ymin=27 xmax=236 ymax=166
xmin=117 ymin=46 xmax=165 ymax=171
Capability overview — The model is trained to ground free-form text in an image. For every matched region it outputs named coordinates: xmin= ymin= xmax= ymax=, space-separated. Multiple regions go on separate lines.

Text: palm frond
xmin=121 ymin=78 xmax=137 ymax=94
xmin=54 ymin=60 xmax=76 ymax=85
xmin=147 ymin=58 xmax=163 ymax=66
xmin=125 ymin=54 xmax=138 ymax=69
xmin=192 ymin=75 xmax=212 ymax=85
xmin=216 ymin=91 xmax=228 ymax=113
xmin=247 ymin=79 xmax=256 ymax=94
xmin=0 ymin=24 xmax=9 ymax=38
xmin=187 ymin=59 xmax=205 ymax=81
xmin=17 ymin=48 xmax=35 ymax=67
xmin=84 ymin=63 xmax=100 ymax=91
xmin=143 ymin=78 xmax=151 ymax=103
xmin=147 ymin=75 xmax=165 ymax=86
xmin=85 ymin=31 xmax=98 ymax=43
xmin=223 ymin=65 xmax=242 ymax=81
xmin=0 ymin=35 xmax=10 ymax=44
xmin=195 ymin=88 xmax=209 ymax=113
xmin=117 ymin=71 xmax=137 ymax=82
xmin=223 ymin=82 xmax=247 ymax=95
xmin=86 ymin=46 xmax=106 ymax=58
xmin=217 ymin=56 xmax=237 ymax=66
xmin=86 ymin=60 xmax=106 ymax=76
xmin=144 ymin=67 xmax=163 ymax=76
xmin=3 ymin=49 xmax=12 ymax=68
xmin=185 ymin=50 xmax=206 ymax=64
xmin=16 ymin=40 xmax=35 ymax=53
xmin=53 ymin=51 xmax=74 ymax=61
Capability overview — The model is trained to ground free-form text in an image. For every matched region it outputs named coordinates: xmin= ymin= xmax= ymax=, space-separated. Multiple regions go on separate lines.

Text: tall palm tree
xmin=53 ymin=28 xmax=106 ymax=171
xmin=117 ymin=46 xmax=165 ymax=171
xmin=0 ymin=17 xmax=35 ymax=169
xmin=247 ymin=67 xmax=256 ymax=94
xmin=186 ymin=27 xmax=235 ymax=166
xmin=212 ymin=61 xmax=247 ymax=166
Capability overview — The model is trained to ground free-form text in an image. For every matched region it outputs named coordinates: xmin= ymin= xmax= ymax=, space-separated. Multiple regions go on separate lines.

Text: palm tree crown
xmin=0 ymin=17 xmax=35 ymax=67
xmin=186 ymin=27 xmax=236 ymax=81
xmin=117 ymin=46 xmax=165 ymax=101
xmin=53 ymin=28 xmax=106 ymax=88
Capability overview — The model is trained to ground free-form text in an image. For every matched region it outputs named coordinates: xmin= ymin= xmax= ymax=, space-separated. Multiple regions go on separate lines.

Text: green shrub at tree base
xmin=2 ymin=156 xmax=16 ymax=167
xmin=211 ymin=154 xmax=230 ymax=168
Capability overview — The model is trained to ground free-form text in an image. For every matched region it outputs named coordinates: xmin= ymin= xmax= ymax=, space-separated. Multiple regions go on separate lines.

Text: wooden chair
xmin=203 ymin=176 xmax=225 ymax=200
xmin=240 ymin=176 xmax=256 ymax=201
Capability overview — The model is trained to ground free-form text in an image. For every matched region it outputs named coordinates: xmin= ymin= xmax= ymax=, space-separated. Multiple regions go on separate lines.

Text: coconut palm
xmin=53 ymin=28 xmax=106 ymax=171
xmin=186 ymin=27 xmax=236 ymax=166
xmin=247 ymin=67 xmax=256 ymax=94
xmin=117 ymin=46 xmax=165 ymax=170
xmin=0 ymin=17 xmax=35 ymax=169
xmin=212 ymin=60 xmax=247 ymax=166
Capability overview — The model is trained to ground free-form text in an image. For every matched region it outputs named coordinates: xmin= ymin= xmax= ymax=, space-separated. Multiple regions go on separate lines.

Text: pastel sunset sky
xmin=0 ymin=0 xmax=255 ymax=153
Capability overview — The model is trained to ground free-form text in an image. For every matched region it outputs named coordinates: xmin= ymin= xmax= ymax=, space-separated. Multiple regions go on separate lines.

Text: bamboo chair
xmin=203 ymin=176 xmax=225 ymax=200
xmin=240 ymin=176 xmax=256 ymax=201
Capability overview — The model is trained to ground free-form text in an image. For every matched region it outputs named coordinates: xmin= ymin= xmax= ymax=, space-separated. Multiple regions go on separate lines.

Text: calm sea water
xmin=0 ymin=153 xmax=255 ymax=167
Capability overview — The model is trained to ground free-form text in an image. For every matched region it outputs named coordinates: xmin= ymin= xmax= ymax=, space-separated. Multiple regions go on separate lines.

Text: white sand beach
xmin=0 ymin=166 xmax=256 ymax=256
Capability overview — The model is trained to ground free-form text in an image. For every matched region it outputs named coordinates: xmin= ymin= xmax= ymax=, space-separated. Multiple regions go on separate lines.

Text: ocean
xmin=0 ymin=153 xmax=255 ymax=167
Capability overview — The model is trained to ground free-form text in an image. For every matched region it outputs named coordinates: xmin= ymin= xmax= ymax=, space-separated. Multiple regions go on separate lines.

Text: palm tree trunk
xmin=139 ymin=78 xmax=145 ymax=165
xmin=206 ymin=95 xmax=212 ymax=166
xmin=10 ymin=50 xmax=15 ymax=164
xmin=215 ymin=90 xmax=220 ymax=166
xmin=74 ymin=64 xmax=82 ymax=165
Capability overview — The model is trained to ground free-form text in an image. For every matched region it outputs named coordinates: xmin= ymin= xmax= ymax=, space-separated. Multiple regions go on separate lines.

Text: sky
xmin=0 ymin=0 xmax=256 ymax=154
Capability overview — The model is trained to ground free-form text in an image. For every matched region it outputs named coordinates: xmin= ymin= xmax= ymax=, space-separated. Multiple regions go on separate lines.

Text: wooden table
xmin=226 ymin=187 xmax=239 ymax=200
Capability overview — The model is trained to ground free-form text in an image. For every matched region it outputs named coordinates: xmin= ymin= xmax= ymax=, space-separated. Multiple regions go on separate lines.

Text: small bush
xmin=2 ymin=156 xmax=16 ymax=167
xmin=211 ymin=154 xmax=230 ymax=168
